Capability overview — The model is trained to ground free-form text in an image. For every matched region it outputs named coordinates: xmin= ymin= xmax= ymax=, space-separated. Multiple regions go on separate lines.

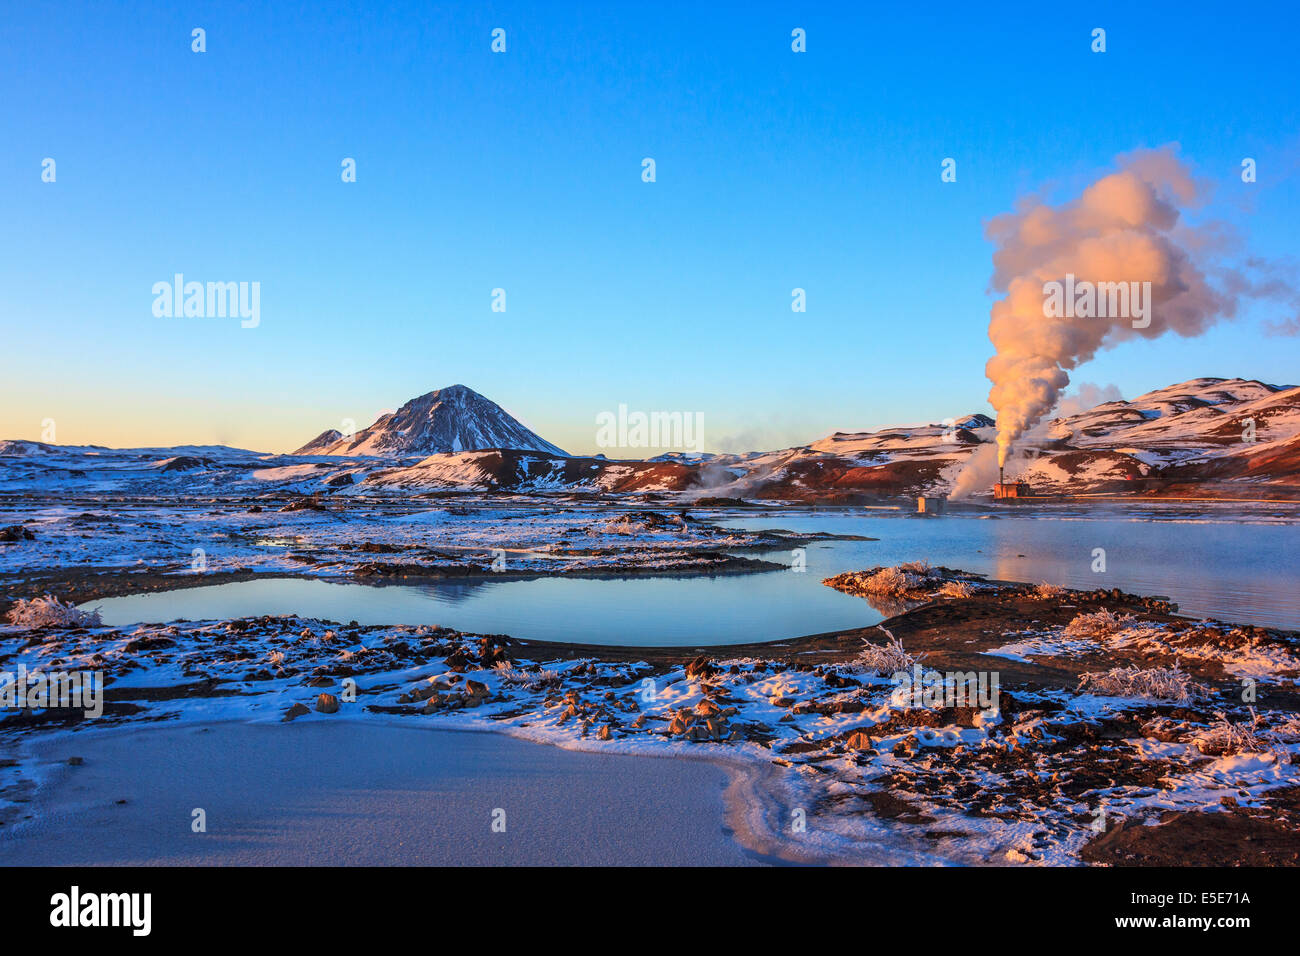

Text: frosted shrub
xmin=1064 ymin=608 xmax=1136 ymax=640
xmin=494 ymin=661 xmax=528 ymax=685
xmin=1076 ymin=664 xmax=1208 ymax=704
xmin=937 ymin=580 xmax=975 ymax=599
xmin=495 ymin=661 xmax=560 ymax=690
xmin=1266 ymin=713 xmax=1300 ymax=743
xmin=1193 ymin=710 xmax=1266 ymax=756
xmin=4 ymin=594 xmax=102 ymax=628
xmin=855 ymin=627 xmax=920 ymax=676
xmin=867 ymin=567 xmax=920 ymax=595
xmin=1032 ymin=582 xmax=1066 ymax=599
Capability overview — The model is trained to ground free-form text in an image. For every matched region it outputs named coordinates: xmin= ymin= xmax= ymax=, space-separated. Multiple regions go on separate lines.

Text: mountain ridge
xmin=5 ymin=377 xmax=1298 ymax=501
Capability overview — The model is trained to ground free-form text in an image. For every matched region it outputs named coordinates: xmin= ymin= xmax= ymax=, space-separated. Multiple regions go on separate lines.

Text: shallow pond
xmin=86 ymin=508 xmax=1300 ymax=644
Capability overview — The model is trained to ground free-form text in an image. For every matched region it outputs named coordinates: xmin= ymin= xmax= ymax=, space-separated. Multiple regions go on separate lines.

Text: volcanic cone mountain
xmin=295 ymin=384 xmax=568 ymax=457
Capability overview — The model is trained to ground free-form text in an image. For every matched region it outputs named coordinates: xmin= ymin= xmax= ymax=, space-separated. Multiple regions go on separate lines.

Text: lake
xmin=86 ymin=508 xmax=1300 ymax=644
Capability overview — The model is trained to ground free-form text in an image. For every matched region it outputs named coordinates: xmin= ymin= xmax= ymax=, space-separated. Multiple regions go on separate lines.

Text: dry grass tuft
xmin=4 ymin=595 xmax=102 ymax=628
xmin=1064 ymin=608 xmax=1137 ymax=640
xmin=494 ymin=660 xmax=561 ymax=690
xmin=1265 ymin=713 xmax=1300 ymax=743
xmin=855 ymin=626 xmax=921 ymax=676
xmin=1193 ymin=710 xmax=1268 ymax=756
xmin=937 ymin=580 xmax=975 ymax=599
xmin=1076 ymin=663 xmax=1210 ymax=704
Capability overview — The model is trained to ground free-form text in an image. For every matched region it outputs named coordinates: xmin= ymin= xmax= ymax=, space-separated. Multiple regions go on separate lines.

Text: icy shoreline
xmin=5 ymin=566 xmax=1299 ymax=865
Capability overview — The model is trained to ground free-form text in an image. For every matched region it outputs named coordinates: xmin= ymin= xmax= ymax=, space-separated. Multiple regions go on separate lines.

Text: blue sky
xmin=2 ymin=0 xmax=1297 ymax=454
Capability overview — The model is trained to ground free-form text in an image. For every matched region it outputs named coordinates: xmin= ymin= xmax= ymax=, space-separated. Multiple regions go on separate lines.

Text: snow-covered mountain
xmin=282 ymin=378 xmax=1298 ymax=499
xmin=1045 ymin=378 xmax=1295 ymax=450
xmin=4 ymin=378 xmax=1298 ymax=501
xmin=682 ymin=377 xmax=1300 ymax=501
xmin=749 ymin=377 xmax=1299 ymax=500
xmin=294 ymin=385 xmax=567 ymax=458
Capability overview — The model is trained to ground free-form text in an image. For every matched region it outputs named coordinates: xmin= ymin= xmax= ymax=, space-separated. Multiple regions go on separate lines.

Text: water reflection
xmin=85 ymin=509 xmax=1300 ymax=646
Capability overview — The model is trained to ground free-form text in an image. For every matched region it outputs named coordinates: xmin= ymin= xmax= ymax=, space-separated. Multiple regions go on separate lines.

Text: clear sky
xmin=3 ymin=1 xmax=1297 ymax=455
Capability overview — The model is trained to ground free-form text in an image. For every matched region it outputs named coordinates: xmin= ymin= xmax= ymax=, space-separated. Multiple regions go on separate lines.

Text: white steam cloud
xmin=978 ymin=145 xmax=1295 ymax=471
xmin=949 ymin=382 xmax=1124 ymax=499
xmin=1051 ymin=382 xmax=1125 ymax=420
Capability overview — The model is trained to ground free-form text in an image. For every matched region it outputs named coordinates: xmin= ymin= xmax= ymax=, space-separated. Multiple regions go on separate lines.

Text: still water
xmin=87 ymin=510 xmax=1299 ymax=645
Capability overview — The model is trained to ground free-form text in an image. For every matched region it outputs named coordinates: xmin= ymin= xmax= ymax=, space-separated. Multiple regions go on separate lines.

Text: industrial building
xmin=993 ymin=481 xmax=1032 ymax=499
xmin=994 ymin=466 xmax=1032 ymax=500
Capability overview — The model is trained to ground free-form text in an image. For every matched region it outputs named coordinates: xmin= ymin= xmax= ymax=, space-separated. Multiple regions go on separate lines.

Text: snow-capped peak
xmin=293 ymin=384 xmax=568 ymax=458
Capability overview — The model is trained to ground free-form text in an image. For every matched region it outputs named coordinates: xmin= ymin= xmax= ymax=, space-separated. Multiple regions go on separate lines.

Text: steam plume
xmin=980 ymin=146 xmax=1289 ymax=469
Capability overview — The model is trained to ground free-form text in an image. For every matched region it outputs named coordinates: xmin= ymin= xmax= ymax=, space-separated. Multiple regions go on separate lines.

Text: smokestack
xmin=999 ymin=465 xmax=1004 ymax=486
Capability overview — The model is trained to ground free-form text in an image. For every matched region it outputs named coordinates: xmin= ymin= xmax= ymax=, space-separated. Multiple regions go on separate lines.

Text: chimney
xmin=999 ymin=465 xmax=1004 ymax=486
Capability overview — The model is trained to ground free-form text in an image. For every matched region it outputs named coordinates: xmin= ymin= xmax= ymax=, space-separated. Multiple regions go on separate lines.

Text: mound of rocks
xmin=666 ymin=698 xmax=741 ymax=742
xmin=599 ymin=511 xmax=686 ymax=535
xmin=281 ymin=495 xmax=328 ymax=512
xmin=398 ymin=676 xmax=493 ymax=712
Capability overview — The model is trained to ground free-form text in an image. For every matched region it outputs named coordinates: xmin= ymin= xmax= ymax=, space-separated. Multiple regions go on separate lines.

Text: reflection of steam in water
xmin=409 ymin=578 xmax=496 ymax=605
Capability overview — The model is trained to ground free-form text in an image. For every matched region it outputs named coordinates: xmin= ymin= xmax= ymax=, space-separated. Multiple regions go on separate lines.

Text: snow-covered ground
xmin=5 ymin=569 xmax=1298 ymax=865
xmin=0 ymin=496 xmax=792 ymax=580
xmin=3 ymin=374 xmax=1299 ymax=866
